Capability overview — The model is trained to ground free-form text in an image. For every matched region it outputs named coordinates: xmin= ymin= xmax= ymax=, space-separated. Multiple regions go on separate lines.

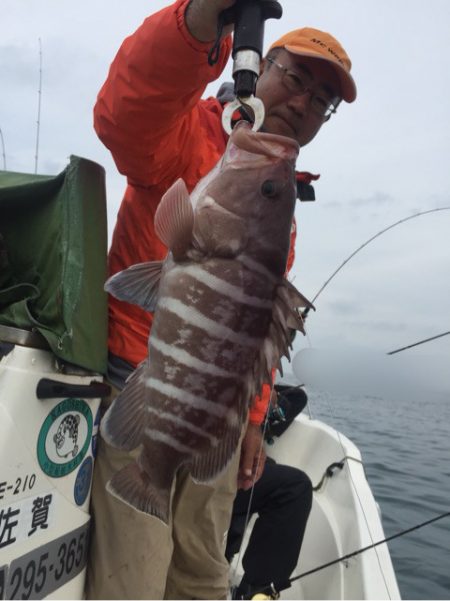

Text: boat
xmin=0 ymin=157 xmax=109 ymax=600
xmin=231 ymin=408 xmax=401 ymax=599
xmin=0 ymin=158 xmax=400 ymax=599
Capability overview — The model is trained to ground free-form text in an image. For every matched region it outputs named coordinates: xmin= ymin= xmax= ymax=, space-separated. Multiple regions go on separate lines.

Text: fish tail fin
xmin=106 ymin=461 xmax=171 ymax=525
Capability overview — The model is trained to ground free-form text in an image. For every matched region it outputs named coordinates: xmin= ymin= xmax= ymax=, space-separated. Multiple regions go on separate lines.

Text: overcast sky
xmin=1 ymin=0 xmax=449 ymax=380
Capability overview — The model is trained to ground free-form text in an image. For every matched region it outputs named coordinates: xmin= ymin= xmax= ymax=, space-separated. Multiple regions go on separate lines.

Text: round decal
xmin=74 ymin=456 xmax=93 ymax=506
xmin=37 ymin=398 xmax=93 ymax=478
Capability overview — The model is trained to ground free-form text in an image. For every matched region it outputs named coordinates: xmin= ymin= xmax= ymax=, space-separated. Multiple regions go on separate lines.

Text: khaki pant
xmin=85 ymin=430 xmax=241 ymax=600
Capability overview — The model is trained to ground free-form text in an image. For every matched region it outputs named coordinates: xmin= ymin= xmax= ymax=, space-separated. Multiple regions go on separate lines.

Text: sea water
xmin=301 ymin=386 xmax=450 ymax=600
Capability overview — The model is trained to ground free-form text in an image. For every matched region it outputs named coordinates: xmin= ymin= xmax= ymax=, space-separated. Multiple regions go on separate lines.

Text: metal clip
xmin=222 ymin=96 xmax=265 ymax=134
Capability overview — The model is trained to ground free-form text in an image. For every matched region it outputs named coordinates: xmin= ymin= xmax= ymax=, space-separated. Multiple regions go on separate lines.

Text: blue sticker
xmin=92 ymin=407 xmax=101 ymax=458
xmin=74 ymin=456 xmax=93 ymax=506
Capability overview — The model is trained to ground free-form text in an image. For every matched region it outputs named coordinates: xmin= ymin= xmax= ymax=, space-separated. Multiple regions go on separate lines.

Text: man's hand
xmin=237 ymin=422 xmax=266 ymax=490
xmin=185 ymin=0 xmax=236 ymax=42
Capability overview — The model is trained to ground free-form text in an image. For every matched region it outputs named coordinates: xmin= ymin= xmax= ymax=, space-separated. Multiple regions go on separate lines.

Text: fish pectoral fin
xmin=100 ymin=361 xmax=148 ymax=451
xmin=154 ymin=178 xmax=194 ymax=260
xmin=189 ymin=421 xmax=243 ymax=484
xmin=107 ymin=462 xmax=171 ymax=524
xmin=105 ymin=261 xmax=163 ymax=312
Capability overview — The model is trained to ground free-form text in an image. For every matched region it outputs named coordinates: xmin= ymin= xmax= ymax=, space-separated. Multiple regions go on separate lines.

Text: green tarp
xmin=0 ymin=156 xmax=108 ymax=374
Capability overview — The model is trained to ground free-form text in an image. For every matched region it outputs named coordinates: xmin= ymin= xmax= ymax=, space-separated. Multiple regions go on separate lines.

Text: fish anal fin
xmin=100 ymin=362 xmax=148 ymax=451
xmin=155 ymin=178 xmax=194 ymax=260
xmin=107 ymin=462 xmax=171 ymax=524
xmin=105 ymin=262 xmax=163 ymax=312
xmin=189 ymin=421 xmax=243 ymax=484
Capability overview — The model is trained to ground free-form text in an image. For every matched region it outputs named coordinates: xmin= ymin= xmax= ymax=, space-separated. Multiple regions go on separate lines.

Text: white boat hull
xmin=0 ymin=344 xmax=101 ymax=600
xmin=231 ymin=413 xmax=401 ymax=600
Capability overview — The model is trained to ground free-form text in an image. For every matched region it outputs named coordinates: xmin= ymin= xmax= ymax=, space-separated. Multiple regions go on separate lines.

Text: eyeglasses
xmin=266 ymin=57 xmax=340 ymax=119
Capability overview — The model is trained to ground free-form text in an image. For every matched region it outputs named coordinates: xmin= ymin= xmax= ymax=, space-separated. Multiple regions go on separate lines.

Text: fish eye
xmin=261 ymin=180 xmax=278 ymax=199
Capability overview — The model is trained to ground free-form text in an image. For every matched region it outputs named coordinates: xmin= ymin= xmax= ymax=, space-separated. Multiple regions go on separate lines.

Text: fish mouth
xmin=228 ymin=121 xmax=299 ymax=163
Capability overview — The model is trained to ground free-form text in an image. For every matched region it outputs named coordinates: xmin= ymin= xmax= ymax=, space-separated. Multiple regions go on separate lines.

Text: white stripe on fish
xmin=238 ymin=254 xmax=278 ymax=283
xmin=145 ymin=378 xmax=229 ymax=418
xmin=146 ymin=405 xmax=220 ymax=446
xmin=157 ymin=297 xmax=260 ymax=347
xmin=144 ymin=428 xmax=193 ymax=454
xmin=170 ymin=264 xmax=273 ymax=309
xmin=151 ymin=336 xmax=234 ymax=379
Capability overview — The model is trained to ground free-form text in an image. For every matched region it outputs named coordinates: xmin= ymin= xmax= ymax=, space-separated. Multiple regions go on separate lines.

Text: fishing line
xmin=310 ymin=383 xmax=391 ymax=597
xmin=275 ymin=336 xmax=390 ymax=593
xmin=231 ymin=384 xmax=274 ymax=582
xmin=307 ymin=206 xmax=450 ymax=308
xmin=232 ymin=307 xmax=310 ymax=578
xmin=299 ymin=312 xmax=391 ymax=595
xmin=287 ymin=510 xmax=450 ymax=585
xmin=232 ymin=308 xmax=309 ymax=579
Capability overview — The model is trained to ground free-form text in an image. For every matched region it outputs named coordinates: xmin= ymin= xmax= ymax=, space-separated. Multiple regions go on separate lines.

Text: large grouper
xmin=101 ymin=121 xmax=313 ymax=523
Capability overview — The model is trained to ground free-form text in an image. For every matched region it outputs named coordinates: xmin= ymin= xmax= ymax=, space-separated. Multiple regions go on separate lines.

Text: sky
xmin=1 ymin=0 xmax=449 ymax=384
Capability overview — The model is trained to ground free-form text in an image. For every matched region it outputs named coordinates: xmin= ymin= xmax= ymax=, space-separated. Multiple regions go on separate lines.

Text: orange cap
xmin=268 ymin=28 xmax=357 ymax=103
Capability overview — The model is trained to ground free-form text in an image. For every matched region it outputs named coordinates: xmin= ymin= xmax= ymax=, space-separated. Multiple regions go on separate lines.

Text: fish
xmin=100 ymin=121 xmax=314 ymax=523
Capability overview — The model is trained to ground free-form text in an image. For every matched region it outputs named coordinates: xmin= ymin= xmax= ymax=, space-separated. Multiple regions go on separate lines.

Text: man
xmin=226 ymin=386 xmax=312 ymax=600
xmin=86 ymin=0 xmax=356 ymax=599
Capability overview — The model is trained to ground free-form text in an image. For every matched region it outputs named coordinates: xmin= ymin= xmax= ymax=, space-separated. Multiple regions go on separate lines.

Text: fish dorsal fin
xmin=100 ymin=361 xmax=148 ymax=451
xmin=281 ymin=279 xmax=314 ymax=311
xmin=247 ymin=280 xmax=315 ymax=409
xmin=105 ymin=261 xmax=163 ymax=312
xmin=279 ymin=279 xmax=315 ymax=333
xmin=155 ymin=178 xmax=194 ymax=259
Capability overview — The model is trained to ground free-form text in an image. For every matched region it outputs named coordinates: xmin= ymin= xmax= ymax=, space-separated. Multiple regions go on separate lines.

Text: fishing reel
xmin=264 ymin=385 xmax=308 ymax=445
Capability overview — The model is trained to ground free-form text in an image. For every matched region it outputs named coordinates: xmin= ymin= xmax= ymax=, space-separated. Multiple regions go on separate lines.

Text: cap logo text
xmin=310 ymin=38 xmax=344 ymax=66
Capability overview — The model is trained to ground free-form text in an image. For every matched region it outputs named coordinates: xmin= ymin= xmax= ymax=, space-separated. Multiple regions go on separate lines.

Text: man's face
xmin=256 ymin=49 xmax=341 ymax=147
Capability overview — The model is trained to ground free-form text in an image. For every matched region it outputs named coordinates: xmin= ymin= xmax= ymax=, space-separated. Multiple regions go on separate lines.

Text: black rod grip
xmin=233 ymin=0 xmax=283 ymax=56
xmin=36 ymin=378 xmax=111 ymax=400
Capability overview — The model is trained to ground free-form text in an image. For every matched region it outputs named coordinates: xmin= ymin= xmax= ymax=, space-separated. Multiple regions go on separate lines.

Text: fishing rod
xmin=0 ymin=127 xmax=6 ymax=170
xmin=34 ymin=38 xmax=43 ymax=174
xmin=387 ymin=331 xmax=450 ymax=355
xmin=302 ymin=206 xmax=450 ymax=317
xmin=241 ymin=510 xmax=450 ymax=597
xmin=285 ymin=510 xmax=450 ymax=588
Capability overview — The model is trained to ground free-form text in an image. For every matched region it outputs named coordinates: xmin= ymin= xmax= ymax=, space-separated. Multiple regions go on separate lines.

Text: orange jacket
xmin=94 ymin=0 xmax=296 ymax=424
